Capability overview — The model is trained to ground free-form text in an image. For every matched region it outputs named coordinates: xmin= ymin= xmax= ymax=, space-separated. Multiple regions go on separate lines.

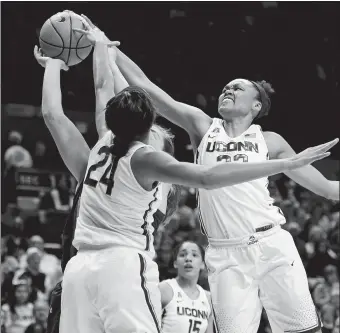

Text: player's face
xmin=175 ymin=242 xmax=204 ymax=280
xmin=218 ymin=79 xmax=260 ymax=119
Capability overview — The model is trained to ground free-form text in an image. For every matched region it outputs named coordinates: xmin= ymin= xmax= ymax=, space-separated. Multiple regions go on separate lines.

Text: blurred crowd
xmin=1 ymin=128 xmax=339 ymax=332
xmin=2 ymin=3 xmax=340 ymax=332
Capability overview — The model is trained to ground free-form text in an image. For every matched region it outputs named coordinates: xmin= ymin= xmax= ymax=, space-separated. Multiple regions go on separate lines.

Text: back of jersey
xmin=73 ymin=131 xmax=162 ymax=258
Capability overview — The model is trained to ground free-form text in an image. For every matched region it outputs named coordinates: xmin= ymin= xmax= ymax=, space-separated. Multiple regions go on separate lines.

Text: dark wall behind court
xmin=2 ymin=1 xmax=340 ymax=161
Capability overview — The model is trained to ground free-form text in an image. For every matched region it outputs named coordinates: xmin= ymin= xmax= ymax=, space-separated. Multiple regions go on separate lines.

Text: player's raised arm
xmin=79 ymin=14 xmax=212 ymax=144
xmin=265 ymin=132 xmax=339 ymax=201
xmin=74 ymin=19 xmax=121 ymax=140
xmin=108 ymin=51 xmax=129 ymax=94
xmin=34 ymin=46 xmax=90 ymax=183
xmin=132 ymin=140 xmax=336 ymax=190
xmin=115 ymin=48 xmax=211 ymax=142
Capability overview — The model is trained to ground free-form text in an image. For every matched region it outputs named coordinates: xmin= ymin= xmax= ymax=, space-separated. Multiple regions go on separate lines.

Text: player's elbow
xmin=41 ymin=105 xmax=57 ymax=122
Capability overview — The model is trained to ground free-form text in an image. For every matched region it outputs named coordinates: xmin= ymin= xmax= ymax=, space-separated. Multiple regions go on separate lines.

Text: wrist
xmin=46 ymin=58 xmax=65 ymax=68
xmin=283 ymin=158 xmax=293 ymax=171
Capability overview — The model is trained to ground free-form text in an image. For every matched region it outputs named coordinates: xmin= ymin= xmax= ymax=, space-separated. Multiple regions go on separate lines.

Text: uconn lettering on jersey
xmin=206 ymin=140 xmax=259 ymax=154
xmin=177 ymin=307 xmax=209 ymax=320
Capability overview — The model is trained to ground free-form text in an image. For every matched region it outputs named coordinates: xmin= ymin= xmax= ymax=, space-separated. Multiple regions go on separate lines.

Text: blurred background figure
xmin=23 ymin=300 xmax=49 ymax=333
xmin=1 ymin=282 xmax=34 ymax=333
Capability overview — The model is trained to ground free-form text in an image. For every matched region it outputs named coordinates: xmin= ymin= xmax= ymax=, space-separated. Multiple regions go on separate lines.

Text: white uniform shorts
xmin=59 ymin=246 xmax=161 ymax=333
xmin=206 ymin=226 xmax=322 ymax=333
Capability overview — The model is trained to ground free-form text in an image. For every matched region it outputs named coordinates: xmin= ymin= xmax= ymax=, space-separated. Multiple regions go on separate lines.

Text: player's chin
xmin=218 ymin=105 xmax=232 ymax=117
xmin=181 ymin=269 xmax=199 ymax=278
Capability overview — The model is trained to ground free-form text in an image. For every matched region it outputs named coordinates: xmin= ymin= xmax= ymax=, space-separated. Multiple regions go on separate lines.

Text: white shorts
xmin=59 ymin=246 xmax=162 ymax=333
xmin=206 ymin=226 xmax=321 ymax=333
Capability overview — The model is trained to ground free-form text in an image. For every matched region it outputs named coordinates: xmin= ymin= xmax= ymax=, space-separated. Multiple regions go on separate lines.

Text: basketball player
xmin=76 ymin=15 xmax=340 ymax=333
xmin=160 ymin=241 xmax=213 ymax=333
xmin=57 ymin=18 xmax=334 ymax=333
xmin=34 ymin=18 xmax=177 ymax=333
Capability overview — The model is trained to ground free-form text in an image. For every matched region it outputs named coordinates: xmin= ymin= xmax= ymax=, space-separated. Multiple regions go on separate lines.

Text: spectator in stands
xmin=1 ymin=282 xmax=34 ymax=333
xmin=2 ymin=131 xmax=33 ymax=212
xmin=39 ymin=175 xmax=72 ymax=213
xmin=19 ymin=236 xmax=61 ymax=294
xmin=4 ymin=131 xmax=33 ymax=172
xmin=24 ymin=301 xmax=49 ymax=333
xmin=321 ymin=303 xmax=338 ymax=333
xmin=32 ymin=141 xmax=47 ymax=170
xmin=12 ymin=248 xmax=46 ymax=302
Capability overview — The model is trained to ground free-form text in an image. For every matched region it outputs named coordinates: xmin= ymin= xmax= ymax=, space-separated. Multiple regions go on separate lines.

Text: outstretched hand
xmin=288 ymin=138 xmax=339 ymax=169
xmin=73 ymin=14 xmax=120 ymax=47
xmin=33 ymin=46 xmax=69 ymax=71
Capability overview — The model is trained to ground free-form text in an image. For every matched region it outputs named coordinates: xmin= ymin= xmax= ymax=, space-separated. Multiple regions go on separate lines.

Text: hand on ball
xmin=73 ymin=14 xmax=120 ymax=47
xmin=34 ymin=46 xmax=69 ymax=71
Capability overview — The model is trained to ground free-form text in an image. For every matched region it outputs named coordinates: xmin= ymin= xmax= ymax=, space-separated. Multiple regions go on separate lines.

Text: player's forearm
xmin=204 ymin=159 xmax=291 ymax=190
xmin=41 ymin=60 xmax=64 ymax=118
xmin=285 ymin=165 xmax=339 ymax=200
xmin=110 ymin=60 xmax=129 ymax=94
xmin=115 ymin=47 xmax=148 ymax=86
xmin=93 ymin=41 xmax=114 ymax=90
xmin=93 ymin=41 xmax=115 ymax=138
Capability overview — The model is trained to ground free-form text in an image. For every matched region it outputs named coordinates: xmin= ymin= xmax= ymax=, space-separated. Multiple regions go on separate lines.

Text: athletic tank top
xmin=73 ymin=131 xmax=162 ymax=258
xmin=162 ymin=279 xmax=211 ymax=333
xmin=196 ymin=118 xmax=286 ymax=239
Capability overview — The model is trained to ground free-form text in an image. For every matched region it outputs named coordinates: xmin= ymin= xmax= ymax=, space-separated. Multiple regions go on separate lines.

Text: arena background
xmin=1 ymin=2 xmax=339 ymax=333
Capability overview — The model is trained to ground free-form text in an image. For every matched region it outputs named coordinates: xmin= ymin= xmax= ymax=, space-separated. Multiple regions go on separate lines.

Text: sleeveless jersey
xmin=196 ymin=118 xmax=286 ymax=239
xmin=73 ymin=131 xmax=162 ymax=257
xmin=162 ymin=279 xmax=211 ymax=333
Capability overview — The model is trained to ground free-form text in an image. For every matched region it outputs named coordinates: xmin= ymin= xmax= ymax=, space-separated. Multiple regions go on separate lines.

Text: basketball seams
xmin=39 ymin=37 xmax=92 ymax=50
xmin=66 ymin=13 xmax=72 ymax=65
xmin=41 ymin=13 xmax=92 ymax=66
xmin=48 ymin=19 xmax=65 ymax=58
xmin=75 ymin=34 xmax=86 ymax=60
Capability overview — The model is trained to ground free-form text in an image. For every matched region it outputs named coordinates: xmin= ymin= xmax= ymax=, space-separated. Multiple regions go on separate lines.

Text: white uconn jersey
xmin=162 ymin=279 xmax=211 ymax=333
xmin=73 ymin=131 xmax=162 ymax=257
xmin=196 ymin=118 xmax=285 ymax=239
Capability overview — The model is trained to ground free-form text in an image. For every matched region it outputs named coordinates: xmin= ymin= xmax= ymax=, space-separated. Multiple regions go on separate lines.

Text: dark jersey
xmin=60 ymin=182 xmax=83 ymax=272
xmin=46 ymin=182 xmax=82 ymax=333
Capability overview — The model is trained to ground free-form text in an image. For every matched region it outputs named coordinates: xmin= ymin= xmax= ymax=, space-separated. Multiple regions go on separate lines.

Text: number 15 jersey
xmin=196 ymin=118 xmax=285 ymax=240
xmin=162 ymin=279 xmax=211 ymax=333
xmin=73 ymin=131 xmax=162 ymax=258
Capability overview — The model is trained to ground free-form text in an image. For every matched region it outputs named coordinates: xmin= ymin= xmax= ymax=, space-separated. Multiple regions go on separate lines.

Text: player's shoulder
xmin=92 ymin=131 xmax=113 ymax=151
xmin=262 ymin=131 xmax=289 ymax=158
xmin=159 ymin=279 xmax=174 ymax=308
xmin=204 ymin=289 xmax=211 ymax=300
xmin=159 ymin=279 xmax=174 ymax=295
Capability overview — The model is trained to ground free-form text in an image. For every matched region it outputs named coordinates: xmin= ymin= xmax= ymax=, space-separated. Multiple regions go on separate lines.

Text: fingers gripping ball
xmin=39 ymin=11 xmax=93 ymax=66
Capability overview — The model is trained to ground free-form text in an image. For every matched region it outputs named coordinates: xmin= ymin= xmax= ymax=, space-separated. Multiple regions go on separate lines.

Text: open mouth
xmin=184 ymin=264 xmax=193 ymax=270
xmin=223 ymin=96 xmax=234 ymax=103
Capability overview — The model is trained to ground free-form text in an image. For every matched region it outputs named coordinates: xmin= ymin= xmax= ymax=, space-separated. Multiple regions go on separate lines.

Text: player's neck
xmin=222 ymin=117 xmax=252 ymax=138
xmin=176 ymin=276 xmax=198 ymax=290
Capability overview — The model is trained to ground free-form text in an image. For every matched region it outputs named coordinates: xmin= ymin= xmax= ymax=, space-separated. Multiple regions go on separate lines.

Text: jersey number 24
xmin=84 ymin=146 xmax=117 ymax=196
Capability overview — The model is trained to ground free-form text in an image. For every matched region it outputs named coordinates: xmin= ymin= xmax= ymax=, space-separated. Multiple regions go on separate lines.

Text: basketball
xmin=39 ymin=11 xmax=93 ymax=67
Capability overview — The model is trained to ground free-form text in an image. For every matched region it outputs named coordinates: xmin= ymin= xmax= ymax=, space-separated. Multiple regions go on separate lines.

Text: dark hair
xmin=104 ymin=86 xmax=156 ymax=191
xmin=8 ymin=282 xmax=30 ymax=314
xmin=251 ymin=80 xmax=275 ymax=120
xmin=105 ymin=86 xmax=156 ymax=158
xmin=172 ymin=240 xmax=205 ymax=263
